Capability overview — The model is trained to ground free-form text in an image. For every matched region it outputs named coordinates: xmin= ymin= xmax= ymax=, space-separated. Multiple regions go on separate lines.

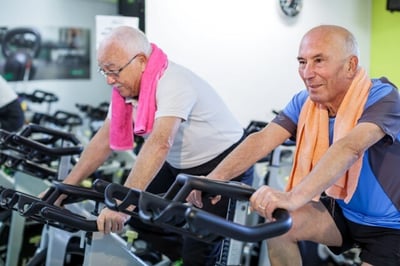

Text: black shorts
xmin=321 ymin=196 xmax=400 ymax=266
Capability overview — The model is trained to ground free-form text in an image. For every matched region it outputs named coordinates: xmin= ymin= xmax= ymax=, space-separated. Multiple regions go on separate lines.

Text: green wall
xmin=371 ymin=0 xmax=400 ymax=86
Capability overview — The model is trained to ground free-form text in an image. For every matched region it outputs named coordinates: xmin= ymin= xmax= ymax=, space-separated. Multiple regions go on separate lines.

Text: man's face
xmin=296 ymin=31 xmax=352 ymax=109
xmin=97 ymin=44 xmax=143 ymax=99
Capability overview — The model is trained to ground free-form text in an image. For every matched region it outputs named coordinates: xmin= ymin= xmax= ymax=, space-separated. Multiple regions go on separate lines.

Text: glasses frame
xmin=98 ymin=53 xmax=140 ymax=78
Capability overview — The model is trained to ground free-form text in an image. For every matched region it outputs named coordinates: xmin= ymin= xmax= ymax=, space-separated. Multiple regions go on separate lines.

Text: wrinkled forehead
xmin=97 ymin=41 xmax=126 ymax=67
xmin=298 ymin=30 xmax=345 ymax=58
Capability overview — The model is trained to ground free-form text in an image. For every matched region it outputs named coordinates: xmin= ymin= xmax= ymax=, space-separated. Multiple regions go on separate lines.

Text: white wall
xmin=146 ymin=0 xmax=371 ymax=125
xmin=1 ymin=0 xmax=371 ymax=126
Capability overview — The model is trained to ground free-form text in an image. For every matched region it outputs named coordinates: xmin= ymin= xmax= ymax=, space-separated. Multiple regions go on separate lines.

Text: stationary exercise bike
xmin=0 ymin=169 xmax=292 ymax=266
xmin=18 ymin=89 xmax=59 ymax=124
xmin=0 ymin=124 xmax=171 ymax=266
xmin=0 ymin=123 xmax=83 ymax=266
xmin=93 ymin=174 xmax=292 ymax=266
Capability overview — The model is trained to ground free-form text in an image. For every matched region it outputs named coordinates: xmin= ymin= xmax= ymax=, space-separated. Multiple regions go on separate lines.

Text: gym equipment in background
xmin=74 ymin=101 xmax=137 ymax=186
xmin=0 ymin=124 xmax=82 ymax=266
xmin=18 ymin=89 xmax=59 ymax=123
xmin=0 ymin=124 xmax=168 ymax=266
xmin=1 ymin=27 xmax=41 ymax=82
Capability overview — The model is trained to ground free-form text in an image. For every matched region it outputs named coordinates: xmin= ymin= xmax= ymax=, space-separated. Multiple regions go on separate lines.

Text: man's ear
xmin=346 ymin=55 xmax=359 ymax=78
xmin=348 ymin=55 xmax=358 ymax=72
xmin=138 ymin=54 xmax=147 ymax=72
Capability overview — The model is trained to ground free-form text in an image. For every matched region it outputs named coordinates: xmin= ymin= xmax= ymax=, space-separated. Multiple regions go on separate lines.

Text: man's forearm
xmin=209 ymin=123 xmax=290 ymax=181
xmin=64 ymin=120 xmax=113 ymax=185
xmin=123 ymin=136 xmax=169 ymax=190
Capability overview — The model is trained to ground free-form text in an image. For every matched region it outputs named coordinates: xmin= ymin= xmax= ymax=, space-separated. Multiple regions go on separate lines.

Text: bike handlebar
xmin=1 ymin=124 xmax=82 ymax=161
xmin=0 ymin=174 xmax=293 ymax=242
xmin=19 ymin=123 xmax=81 ymax=146
xmin=18 ymin=89 xmax=59 ymax=104
xmin=40 ymin=206 xmax=98 ymax=232
xmin=75 ymin=102 xmax=109 ymax=121
xmin=38 ymin=110 xmax=83 ymax=128
xmin=97 ymin=174 xmax=292 ymax=243
xmin=0 ymin=182 xmax=102 ymax=232
xmin=0 ymin=151 xmax=57 ymax=179
xmin=0 ymin=125 xmax=82 ymax=179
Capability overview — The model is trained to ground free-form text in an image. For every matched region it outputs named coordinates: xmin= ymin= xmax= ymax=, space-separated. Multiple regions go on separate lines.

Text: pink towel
xmin=110 ymin=43 xmax=168 ymax=150
xmin=110 ymin=88 xmax=134 ymax=150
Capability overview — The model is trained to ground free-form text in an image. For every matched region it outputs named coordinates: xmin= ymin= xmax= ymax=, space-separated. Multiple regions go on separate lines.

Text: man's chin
xmin=117 ymin=90 xmax=129 ymax=98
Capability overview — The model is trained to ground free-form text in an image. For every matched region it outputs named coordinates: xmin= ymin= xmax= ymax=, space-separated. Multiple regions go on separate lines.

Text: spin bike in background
xmin=0 ymin=124 xmax=83 ymax=266
xmin=18 ymin=89 xmax=83 ymax=135
xmin=74 ymin=102 xmax=109 ymax=141
xmin=0 ymin=181 xmax=169 ymax=266
xmin=75 ymin=101 xmax=137 ymax=186
xmin=0 ymin=125 xmax=169 ymax=266
xmin=18 ymin=89 xmax=59 ymax=124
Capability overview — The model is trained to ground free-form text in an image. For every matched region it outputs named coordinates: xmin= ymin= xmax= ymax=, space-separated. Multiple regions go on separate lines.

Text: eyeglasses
xmin=98 ymin=53 xmax=140 ymax=79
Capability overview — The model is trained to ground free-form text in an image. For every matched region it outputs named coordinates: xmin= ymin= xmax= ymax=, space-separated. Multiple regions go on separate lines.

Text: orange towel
xmin=286 ymin=68 xmax=372 ymax=203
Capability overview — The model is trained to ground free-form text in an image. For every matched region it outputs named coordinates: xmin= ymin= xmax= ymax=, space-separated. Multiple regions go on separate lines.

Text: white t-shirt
xmin=0 ymin=76 xmax=18 ymax=107
xmin=108 ymin=61 xmax=244 ymax=169
xmin=155 ymin=62 xmax=243 ymax=168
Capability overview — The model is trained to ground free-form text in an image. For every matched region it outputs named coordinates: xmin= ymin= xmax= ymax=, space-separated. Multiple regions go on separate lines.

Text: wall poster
xmin=0 ymin=26 xmax=91 ymax=81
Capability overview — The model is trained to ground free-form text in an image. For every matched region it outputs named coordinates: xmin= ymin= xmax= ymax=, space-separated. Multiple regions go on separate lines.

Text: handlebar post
xmin=92 ymin=201 xmax=102 ymax=216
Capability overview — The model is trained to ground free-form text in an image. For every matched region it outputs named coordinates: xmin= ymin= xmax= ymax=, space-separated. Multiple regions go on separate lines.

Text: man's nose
xmin=301 ymin=63 xmax=315 ymax=79
xmin=106 ymin=75 xmax=117 ymax=85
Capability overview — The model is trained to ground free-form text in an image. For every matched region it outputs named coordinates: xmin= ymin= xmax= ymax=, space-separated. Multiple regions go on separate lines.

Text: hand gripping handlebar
xmin=95 ymin=174 xmax=292 ymax=243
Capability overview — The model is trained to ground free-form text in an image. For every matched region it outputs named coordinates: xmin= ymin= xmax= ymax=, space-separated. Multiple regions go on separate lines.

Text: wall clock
xmin=279 ymin=0 xmax=303 ymax=17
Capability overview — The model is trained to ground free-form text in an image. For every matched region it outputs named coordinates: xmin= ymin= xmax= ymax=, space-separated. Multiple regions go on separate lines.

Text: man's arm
xmin=208 ymin=122 xmax=292 ymax=181
xmin=123 ymin=116 xmax=181 ymax=190
xmin=63 ymin=118 xmax=113 ymax=185
xmin=187 ymin=122 xmax=291 ymax=208
xmin=290 ymin=122 xmax=385 ymax=206
xmin=252 ymin=122 xmax=386 ymax=220
xmin=97 ymin=116 xmax=181 ymax=234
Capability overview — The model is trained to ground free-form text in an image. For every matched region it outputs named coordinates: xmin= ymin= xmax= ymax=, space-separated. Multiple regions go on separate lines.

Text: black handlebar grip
xmin=104 ymin=182 xmax=140 ymax=213
xmin=186 ymin=207 xmax=292 ymax=242
xmin=32 ymin=89 xmax=59 ymax=103
xmin=20 ymin=123 xmax=81 ymax=146
xmin=92 ymin=179 xmax=111 ymax=194
xmin=40 ymin=206 xmax=98 ymax=232
xmin=51 ymin=182 xmax=105 ymax=204
xmin=53 ymin=110 xmax=83 ymax=127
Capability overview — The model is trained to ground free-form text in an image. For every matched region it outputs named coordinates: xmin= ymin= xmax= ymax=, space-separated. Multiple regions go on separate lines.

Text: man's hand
xmin=38 ymin=188 xmax=68 ymax=207
xmin=97 ymin=208 xmax=130 ymax=234
xmin=249 ymin=185 xmax=297 ymax=221
xmin=186 ymin=189 xmax=203 ymax=208
xmin=186 ymin=190 xmax=222 ymax=208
